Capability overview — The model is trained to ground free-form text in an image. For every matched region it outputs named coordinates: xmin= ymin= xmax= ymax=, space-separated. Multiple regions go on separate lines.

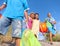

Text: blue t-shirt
xmin=3 ymin=0 xmax=29 ymax=20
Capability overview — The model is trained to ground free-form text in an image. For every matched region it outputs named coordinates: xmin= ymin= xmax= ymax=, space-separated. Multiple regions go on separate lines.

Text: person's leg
xmin=0 ymin=16 xmax=12 ymax=45
xmin=49 ymin=32 xmax=53 ymax=44
xmin=12 ymin=19 xmax=23 ymax=46
xmin=0 ymin=16 xmax=11 ymax=35
xmin=15 ymin=38 xmax=20 ymax=46
xmin=48 ymin=27 xmax=53 ymax=44
xmin=11 ymin=38 xmax=15 ymax=43
xmin=48 ymin=27 xmax=56 ymax=44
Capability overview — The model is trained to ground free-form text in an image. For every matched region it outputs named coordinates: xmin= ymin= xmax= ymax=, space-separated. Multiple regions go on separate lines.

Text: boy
xmin=0 ymin=0 xmax=29 ymax=46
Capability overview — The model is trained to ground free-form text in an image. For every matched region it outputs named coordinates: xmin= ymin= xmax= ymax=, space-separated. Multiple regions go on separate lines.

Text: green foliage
xmin=46 ymin=33 xmax=60 ymax=42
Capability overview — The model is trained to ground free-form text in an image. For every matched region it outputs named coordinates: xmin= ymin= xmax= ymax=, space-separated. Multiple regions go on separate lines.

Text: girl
xmin=34 ymin=13 xmax=45 ymax=40
xmin=31 ymin=13 xmax=40 ymax=37
xmin=26 ymin=12 xmax=35 ymax=29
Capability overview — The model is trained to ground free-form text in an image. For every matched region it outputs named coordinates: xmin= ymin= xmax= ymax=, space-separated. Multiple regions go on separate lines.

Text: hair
xmin=30 ymin=12 xmax=35 ymax=19
xmin=30 ymin=12 xmax=35 ymax=16
xmin=34 ymin=13 xmax=39 ymax=20
xmin=35 ymin=13 xmax=39 ymax=16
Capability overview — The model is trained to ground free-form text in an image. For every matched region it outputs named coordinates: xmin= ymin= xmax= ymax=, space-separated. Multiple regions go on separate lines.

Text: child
xmin=31 ymin=13 xmax=40 ymax=37
xmin=21 ymin=13 xmax=41 ymax=46
xmin=45 ymin=13 xmax=56 ymax=44
xmin=34 ymin=13 xmax=45 ymax=40
xmin=26 ymin=12 xmax=35 ymax=29
xmin=34 ymin=13 xmax=39 ymax=20
xmin=0 ymin=0 xmax=29 ymax=46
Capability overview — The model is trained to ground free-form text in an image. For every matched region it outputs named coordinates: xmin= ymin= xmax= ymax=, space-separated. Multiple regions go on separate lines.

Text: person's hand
xmin=53 ymin=21 xmax=56 ymax=24
xmin=51 ymin=21 xmax=56 ymax=24
xmin=25 ymin=19 xmax=28 ymax=23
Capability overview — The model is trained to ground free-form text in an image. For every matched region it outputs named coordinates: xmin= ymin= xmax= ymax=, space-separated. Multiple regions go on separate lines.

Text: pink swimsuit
xmin=27 ymin=18 xmax=33 ymax=29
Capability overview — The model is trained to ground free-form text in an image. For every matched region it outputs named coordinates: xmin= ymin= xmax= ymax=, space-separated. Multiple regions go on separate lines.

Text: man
xmin=0 ymin=0 xmax=29 ymax=46
xmin=45 ymin=13 xmax=56 ymax=44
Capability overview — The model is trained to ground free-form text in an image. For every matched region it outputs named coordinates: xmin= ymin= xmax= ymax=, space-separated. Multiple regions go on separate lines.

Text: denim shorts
xmin=0 ymin=16 xmax=24 ymax=38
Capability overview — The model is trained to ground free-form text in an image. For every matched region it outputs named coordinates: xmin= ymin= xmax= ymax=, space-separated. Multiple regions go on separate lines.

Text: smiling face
xmin=35 ymin=13 xmax=39 ymax=20
xmin=35 ymin=14 xmax=39 ymax=19
xmin=30 ymin=13 xmax=35 ymax=19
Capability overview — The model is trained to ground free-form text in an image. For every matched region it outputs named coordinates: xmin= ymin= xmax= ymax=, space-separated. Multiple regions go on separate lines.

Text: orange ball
xmin=40 ymin=22 xmax=48 ymax=33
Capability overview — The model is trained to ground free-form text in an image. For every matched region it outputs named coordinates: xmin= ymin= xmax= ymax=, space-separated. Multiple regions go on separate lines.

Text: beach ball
xmin=40 ymin=22 xmax=48 ymax=33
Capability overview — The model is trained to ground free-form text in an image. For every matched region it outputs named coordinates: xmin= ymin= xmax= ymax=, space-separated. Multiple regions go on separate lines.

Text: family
xmin=0 ymin=0 xmax=56 ymax=46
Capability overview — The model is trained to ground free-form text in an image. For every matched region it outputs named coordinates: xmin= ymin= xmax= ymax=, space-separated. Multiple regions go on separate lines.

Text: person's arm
xmin=0 ymin=0 xmax=7 ymax=10
xmin=51 ymin=17 xmax=56 ymax=24
xmin=39 ymin=21 xmax=42 ymax=29
xmin=52 ymin=19 xmax=56 ymax=24
xmin=24 ymin=11 xmax=28 ymax=22
xmin=54 ymin=21 xmax=56 ymax=24
xmin=23 ymin=0 xmax=29 ymax=22
xmin=0 ymin=4 xmax=6 ymax=10
xmin=22 ymin=0 xmax=29 ymax=11
xmin=51 ymin=21 xmax=56 ymax=24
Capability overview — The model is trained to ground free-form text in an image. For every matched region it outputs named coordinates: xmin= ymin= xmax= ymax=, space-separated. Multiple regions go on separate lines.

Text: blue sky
xmin=0 ymin=0 xmax=60 ymax=31
xmin=27 ymin=0 xmax=60 ymax=31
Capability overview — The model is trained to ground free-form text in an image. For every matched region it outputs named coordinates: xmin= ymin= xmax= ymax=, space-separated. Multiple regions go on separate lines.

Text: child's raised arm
xmin=0 ymin=4 xmax=6 ymax=10
xmin=24 ymin=11 xmax=28 ymax=22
